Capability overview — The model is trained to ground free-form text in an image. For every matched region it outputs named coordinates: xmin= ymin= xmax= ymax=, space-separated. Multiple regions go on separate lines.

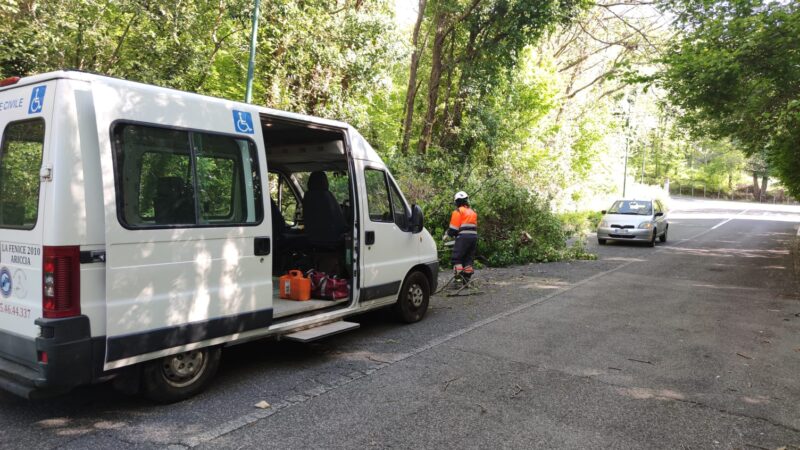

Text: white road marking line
xmin=711 ymin=209 xmax=749 ymax=230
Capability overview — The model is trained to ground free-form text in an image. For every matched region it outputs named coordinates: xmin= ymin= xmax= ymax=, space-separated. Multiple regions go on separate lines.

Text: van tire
xmin=141 ymin=346 xmax=221 ymax=403
xmin=394 ymin=271 xmax=430 ymax=323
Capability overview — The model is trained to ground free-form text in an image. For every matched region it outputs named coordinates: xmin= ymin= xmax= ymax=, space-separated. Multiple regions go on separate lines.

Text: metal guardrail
xmin=668 ymin=184 xmax=799 ymax=205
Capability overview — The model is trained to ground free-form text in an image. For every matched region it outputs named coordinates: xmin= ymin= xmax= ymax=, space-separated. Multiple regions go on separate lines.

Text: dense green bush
xmin=388 ymin=151 xmax=595 ymax=268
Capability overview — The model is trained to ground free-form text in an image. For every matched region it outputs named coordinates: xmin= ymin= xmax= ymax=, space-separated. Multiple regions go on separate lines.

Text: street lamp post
xmin=622 ymin=121 xmax=629 ymax=197
xmin=245 ymin=0 xmax=261 ymax=103
xmin=613 ymin=94 xmax=635 ymax=198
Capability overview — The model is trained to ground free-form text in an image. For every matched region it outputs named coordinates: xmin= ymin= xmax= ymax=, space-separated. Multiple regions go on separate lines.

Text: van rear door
xmin=0 ymin=80 xmax=54 ymax=366
xmin=89 ymin=80 xmax=273 ymax=370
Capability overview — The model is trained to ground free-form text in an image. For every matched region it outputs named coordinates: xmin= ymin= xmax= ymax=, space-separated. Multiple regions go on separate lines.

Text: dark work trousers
xmin=451 ymin=234 xmax=478 ymax=269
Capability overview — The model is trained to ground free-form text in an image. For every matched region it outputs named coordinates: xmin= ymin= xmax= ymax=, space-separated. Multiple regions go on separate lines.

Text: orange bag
xmin=279 ymin=270 xmax=311 ymax=301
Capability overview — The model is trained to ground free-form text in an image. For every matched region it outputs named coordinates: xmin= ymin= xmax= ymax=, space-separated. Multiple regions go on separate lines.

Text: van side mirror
xmin=601 ymin=210 xmax=607 ymax=215
xmin=410 ymin=204 xmax=424 ymax=233
xmin=654 ymin=211 xmax=664 ymax=217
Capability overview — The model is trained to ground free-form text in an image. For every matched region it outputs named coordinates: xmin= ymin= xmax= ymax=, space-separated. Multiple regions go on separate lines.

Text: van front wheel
xmin=394 ymin=271 xmax=430 ymax=323
xmin=141 ymin=346 xmax=221 ymax=403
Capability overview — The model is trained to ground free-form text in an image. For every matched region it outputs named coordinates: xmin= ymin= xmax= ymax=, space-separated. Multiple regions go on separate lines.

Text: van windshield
xmin=0 ymin=119 xmax=45 ymax=230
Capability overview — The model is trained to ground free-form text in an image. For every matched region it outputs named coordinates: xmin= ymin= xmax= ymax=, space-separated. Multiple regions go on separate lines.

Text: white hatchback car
xmin=597 ymin=199 xmax=668 ymax=246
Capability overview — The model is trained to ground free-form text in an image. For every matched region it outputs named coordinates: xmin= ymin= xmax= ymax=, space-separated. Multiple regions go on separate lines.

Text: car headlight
xmin=599 ymin=220 xmax=608 ymax=228
xmin=638 ymin=221 xmax=653 ymax=229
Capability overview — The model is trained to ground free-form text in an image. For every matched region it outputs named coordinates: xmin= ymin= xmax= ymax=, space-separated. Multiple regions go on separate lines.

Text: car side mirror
xmin=410 ymin=204 xmax=424 ymax=233
xmin=654 ymin=212 xmax=664 ymax=217
xmin=601 ymin=210 xmax=607 ymax=215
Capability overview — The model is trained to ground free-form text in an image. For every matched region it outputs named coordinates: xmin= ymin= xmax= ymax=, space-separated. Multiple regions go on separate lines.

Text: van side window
xmin=0 ymin=119 xmax=45 ymax=230
xmin=364 ymin=169 xmax=392 ymax=223
xmin=388 ymin=178 xmax=409 ymax=230
xmin=194 ymin=133 xmax=243 ymax=223
xmin=113 ymin=123 xmax=263 ymax=228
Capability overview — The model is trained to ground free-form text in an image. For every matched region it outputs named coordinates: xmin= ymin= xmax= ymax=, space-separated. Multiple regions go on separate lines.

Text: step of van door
xmin=284 ymin=321 xmax=359 ymax=343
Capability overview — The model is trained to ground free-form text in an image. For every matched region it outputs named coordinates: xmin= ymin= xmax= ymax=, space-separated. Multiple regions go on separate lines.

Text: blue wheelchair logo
xmin=232 ymin=110 xmax=254 ymax=134
xmin=0 ymin=267 xmax=11 ymax=299
xmin=28 ymin=85 xmax=46 ymax=114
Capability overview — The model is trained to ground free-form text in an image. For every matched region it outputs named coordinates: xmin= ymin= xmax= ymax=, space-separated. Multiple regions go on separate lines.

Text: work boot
xmin=451 ymin=271 xmax=465 ymax=289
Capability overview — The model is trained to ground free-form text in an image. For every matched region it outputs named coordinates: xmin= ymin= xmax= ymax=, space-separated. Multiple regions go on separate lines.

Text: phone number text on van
xmin=0 ymin=303 xmax=30 ymax=319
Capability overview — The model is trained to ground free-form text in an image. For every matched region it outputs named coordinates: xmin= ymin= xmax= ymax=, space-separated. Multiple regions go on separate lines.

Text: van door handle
xmin=365 ymin=231 xmax=375 ymax=246
xmin=254 ymin=237 xmax=271 ymax=256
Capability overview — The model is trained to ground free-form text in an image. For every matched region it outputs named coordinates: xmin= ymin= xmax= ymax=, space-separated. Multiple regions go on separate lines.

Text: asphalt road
xmin=1 ymin=197 xmax=798 ymax=449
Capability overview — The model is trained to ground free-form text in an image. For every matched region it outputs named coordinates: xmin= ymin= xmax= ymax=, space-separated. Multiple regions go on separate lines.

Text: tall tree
xmin=399 ymin=0 xmax=428 ymax=155
xmin=400 ymin=0 xmax=588 ymax=156
xmin=657 ymin=0 xmax=800 ymax=197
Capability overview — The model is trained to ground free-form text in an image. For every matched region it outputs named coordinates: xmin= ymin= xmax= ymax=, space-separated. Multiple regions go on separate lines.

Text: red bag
xmin=307 ymin=270 xmax=349 ymax=300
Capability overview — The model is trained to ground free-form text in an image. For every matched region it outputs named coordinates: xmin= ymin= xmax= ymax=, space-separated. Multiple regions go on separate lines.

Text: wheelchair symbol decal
xmin=28 ymin=85 xmax=46 ymax=114
xmin=233 ymin=110 xmax=254 ymax=134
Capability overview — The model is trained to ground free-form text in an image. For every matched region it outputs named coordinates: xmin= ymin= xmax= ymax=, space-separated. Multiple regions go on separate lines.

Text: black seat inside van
xmin=154 ymin=177 xmax=195 ymax=224
xmin=302 ymin=171 xmax=347 ymax=248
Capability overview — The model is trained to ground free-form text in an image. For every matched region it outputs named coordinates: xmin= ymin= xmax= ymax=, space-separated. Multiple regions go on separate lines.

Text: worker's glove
xmin=442 ymin=233 xmax=452 ymax=242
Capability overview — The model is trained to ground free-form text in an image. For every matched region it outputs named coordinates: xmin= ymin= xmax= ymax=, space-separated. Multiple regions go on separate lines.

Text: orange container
xmin=279 ymin=270 xmax=311 ymax=301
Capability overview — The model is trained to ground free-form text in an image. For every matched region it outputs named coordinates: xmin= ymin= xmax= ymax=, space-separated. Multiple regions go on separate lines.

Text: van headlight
xmin=638 ymin=221 xmax=653 ymax=229
xmin=599 ymin=220 xmax=608 ymax=228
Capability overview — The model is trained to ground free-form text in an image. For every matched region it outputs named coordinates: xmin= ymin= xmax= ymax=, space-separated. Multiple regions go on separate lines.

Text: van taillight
xmin=42 ymin=246 xmax=80 ymax=318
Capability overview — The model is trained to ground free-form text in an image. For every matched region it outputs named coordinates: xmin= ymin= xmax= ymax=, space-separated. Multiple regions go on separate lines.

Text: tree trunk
xmin=399 ymin=0 xmax=427 ymax=155
xmin=417 ymin=9 xmax=447 ymax=154
xmin=440 ymin=27 xmax=478 ymax=151
xmin=436 ymin=32 xmax=457 ymax=145
xmin=752 ymin=172 xmax=761 ymax=201
xmin=760 ymin=175 xmax=768 ymax=202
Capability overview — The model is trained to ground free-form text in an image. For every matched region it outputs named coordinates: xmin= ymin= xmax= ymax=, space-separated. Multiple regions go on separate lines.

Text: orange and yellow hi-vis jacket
xmin=447 ymin=206 xmax=478 ymax=238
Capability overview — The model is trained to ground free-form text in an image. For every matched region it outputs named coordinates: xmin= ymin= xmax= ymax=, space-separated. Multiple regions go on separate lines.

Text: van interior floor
xmin=272 ymin=278 xmax=350 ymax=319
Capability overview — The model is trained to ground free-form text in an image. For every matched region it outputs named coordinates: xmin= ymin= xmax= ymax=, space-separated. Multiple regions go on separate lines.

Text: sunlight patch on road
xmin=603 ymin=257 xmax=647 ymax=262
xmin=617 ymin=387 xmax=686 ymax=401
xmin=664 ymin=246 xmax=789 ymax=259
xmin=742 ymin=395 xmax=770 ymax=405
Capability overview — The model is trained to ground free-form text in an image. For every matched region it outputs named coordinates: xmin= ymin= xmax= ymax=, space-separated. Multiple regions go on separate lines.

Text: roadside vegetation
xmin=0 ymin=0 xmax=796 ymax=266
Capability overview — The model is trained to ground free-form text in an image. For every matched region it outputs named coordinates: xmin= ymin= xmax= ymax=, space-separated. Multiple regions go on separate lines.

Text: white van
xmin=0 ymin=71 xmax=438 ymax=402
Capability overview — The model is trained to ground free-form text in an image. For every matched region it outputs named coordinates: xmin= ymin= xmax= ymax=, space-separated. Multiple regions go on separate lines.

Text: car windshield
xmin=607 ymin=200 xmax=653 ymax=215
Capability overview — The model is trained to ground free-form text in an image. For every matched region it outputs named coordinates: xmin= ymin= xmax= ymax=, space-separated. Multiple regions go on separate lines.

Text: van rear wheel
xmin=394 ymin=271 xmax=430 ymax=323
xmin=141 ymin=346 xmax=221 ymax=403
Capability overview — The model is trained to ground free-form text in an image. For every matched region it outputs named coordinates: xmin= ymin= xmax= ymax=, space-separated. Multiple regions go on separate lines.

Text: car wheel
xmin=394 ymin=271 xmax=430 ymax=323
xmin=598 ymin=238 xmax=607 ymax=245
xmin=659 ymin=226 xmax=668 ymax=243
xmin=648 ymin=229 xmax=657 ymax=247
xmin=141 ymin=346 xmax=222 ymax=403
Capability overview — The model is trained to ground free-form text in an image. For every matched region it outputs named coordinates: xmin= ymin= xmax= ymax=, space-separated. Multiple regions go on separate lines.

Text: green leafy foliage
xmin=657 ymin=0 xmax=800 ymax=197
xmin=389 ymin=151 xmax=594 ymax=267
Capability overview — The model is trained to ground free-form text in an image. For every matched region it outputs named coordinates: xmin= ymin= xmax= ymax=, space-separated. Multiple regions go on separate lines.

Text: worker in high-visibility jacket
xmin=444 ymin=191 xmax=478 ymax=281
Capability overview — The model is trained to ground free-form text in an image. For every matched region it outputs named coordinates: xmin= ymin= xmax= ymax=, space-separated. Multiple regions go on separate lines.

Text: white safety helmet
xmin=454 ymin=191 xmax=469 ymax=201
